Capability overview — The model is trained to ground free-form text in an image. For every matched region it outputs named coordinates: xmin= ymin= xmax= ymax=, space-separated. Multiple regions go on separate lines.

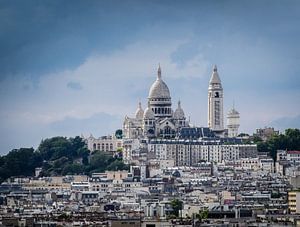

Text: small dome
xmin=209 ymin=65 xmax=222 ymax=84
xmin=143 ymin=104 xmax=155 ymax=119
xmin=135 ymin=102 xmax=144 ymax=119
xmin=228 ymin=108 xmax=239 ymax=116
xmin=148 ymin=65 xmax=171 ymax=99
xmin=174 ymin=101 xmax=185 ymax=119
xmin=172 ymin=170 xmax=181 ymax=178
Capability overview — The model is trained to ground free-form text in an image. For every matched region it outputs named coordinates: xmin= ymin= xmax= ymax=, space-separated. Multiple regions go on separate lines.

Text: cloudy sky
xmin=0 ymin=0 xmax=300 ymax=153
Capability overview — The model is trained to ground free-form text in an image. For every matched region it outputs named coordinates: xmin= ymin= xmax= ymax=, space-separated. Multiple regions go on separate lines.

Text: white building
xmin=85 ymin=134 xmax=122 ymax=152
xmin=208 ymin=65 xmax=224 ymax=133
xmin=259 ymin=158 xmax=274 ymax=173
xmin=123 ymin=65 xmax=188 ymax=140
xmin=227 ymin=107 xmax=240 ymax=137
xmin=148 ymin=140 xmax=257 ymax=166
xmin=287 ymin=151 xmax=300 ymax=164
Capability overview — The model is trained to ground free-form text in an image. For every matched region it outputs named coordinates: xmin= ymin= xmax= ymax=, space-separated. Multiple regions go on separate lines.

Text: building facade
xmin=227 ymin=107 xmax=240 ymax=137
xmin=85 ymin=135 xmax=123 ymax=152
xmin=148 ymin=139 xmax=257 ymax=166
xmin=208 ymin=65 xmax=224 ymax=133
xmin=123 ymin=65 xmax=188 ymax=139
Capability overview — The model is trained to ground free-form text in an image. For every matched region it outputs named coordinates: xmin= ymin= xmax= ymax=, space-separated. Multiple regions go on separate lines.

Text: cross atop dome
xmin=157 ymin=64 xmax=161 ymax=79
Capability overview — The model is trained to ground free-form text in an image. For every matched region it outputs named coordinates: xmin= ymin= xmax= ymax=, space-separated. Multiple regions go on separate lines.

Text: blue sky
xmin=0 ymin=0 xmax=300 ymax=153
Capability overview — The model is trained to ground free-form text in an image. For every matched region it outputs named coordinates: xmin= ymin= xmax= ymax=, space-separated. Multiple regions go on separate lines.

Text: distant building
xmin=85 ymin=134 xmax=123 ymax=152
xmin=288 ymin=191 xmax=300 ymax=214
xmin=227 ymin=106 xmax=240 ymax=138
xmin=287 ymin=151 xmax=300 ymax=164
xmin=208 ymin=65 xmax=224 ymax=134
xmin=254 ymin=127 xmax=279 ymax=141
xmin=123 ymin=65 xmax=188 ymax=140
xmin=148 ymin=139 xmax=257 ymax=166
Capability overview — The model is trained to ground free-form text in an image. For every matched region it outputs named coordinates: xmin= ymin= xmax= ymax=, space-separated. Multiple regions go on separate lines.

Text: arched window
xmin=93 ymin=143 xmax=96 ymax=150
xmin=164 ymin=126 xmax=171 ymax=135
xmin=97 ymin=143 xmax=100 ymax=150
xmin=102 ymin=143 xmax=105 ymax=151
xmin=110 ymin=143 xmax=113 ymax=151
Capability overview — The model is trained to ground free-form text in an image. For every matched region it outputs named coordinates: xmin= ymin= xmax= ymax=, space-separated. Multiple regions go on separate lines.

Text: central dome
xmin=148 ymin=65 xmax=171 ymax=99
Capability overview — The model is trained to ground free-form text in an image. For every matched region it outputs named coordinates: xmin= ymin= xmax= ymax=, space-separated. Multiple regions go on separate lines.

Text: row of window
xmin=93 ymin=143 xmax=113 ymax=151
xmin=152 ymin=107 xmax=171 ymax=115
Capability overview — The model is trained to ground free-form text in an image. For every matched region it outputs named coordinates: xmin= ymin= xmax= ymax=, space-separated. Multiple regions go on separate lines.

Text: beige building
xmin=288 ymin=191 xmax=300 ymax=214
xmin=85 ymin=134 xmax=123 ymax=152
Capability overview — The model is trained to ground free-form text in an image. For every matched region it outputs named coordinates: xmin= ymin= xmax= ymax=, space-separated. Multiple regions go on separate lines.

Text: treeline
xmin=254 ymin=128 xmax=300 ymax=161
xmin=0 ymin=136 xmax=129 ymax=183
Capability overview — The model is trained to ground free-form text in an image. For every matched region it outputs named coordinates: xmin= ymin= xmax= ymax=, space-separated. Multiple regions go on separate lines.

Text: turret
xmin=227 ymin=104 xmax=240 ymax=137
xmin=208 ymin=65 xmax=224 ymax=132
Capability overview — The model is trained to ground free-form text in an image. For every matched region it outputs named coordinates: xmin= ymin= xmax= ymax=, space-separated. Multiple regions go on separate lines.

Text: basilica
xmin=123 ymin=65 xmax=188 ymax=139
xmin=86 ymin=64 xmax=241 ymax=153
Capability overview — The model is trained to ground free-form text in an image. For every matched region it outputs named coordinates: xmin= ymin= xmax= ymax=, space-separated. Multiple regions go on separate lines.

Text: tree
xmin=107 ymin=159 xmax=129 ymax=171
xmin=253 ymin=128 xmax=300 ymax=161
xmin=115 ymin=129 xmax=123 ymax=139
xmin=0 ymin=135 xmax=130 ymax=181
xmin=170 ymin=199 xmax=183 ymax=218
xmin=0 ymin=148 xmax=42 ymax=182
xmin=37 ymin=137 xmax=71 ymax=160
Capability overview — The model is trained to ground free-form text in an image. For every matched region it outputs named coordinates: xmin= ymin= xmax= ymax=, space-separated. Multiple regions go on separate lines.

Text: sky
xmin=0 ymin=0 xmax=300 ymax=154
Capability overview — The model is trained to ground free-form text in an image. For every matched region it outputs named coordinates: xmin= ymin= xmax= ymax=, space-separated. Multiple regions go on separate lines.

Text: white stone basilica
xmin=123 ymin=64 xmax=240 ymax=140
xmin=123 ymin=65 xmax=188 ymax=139
xmin=86 ymin=64 xmax=241 ymax=154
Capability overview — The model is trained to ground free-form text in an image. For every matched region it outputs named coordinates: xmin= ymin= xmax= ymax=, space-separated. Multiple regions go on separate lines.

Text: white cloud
xmin=0 ymin=36 xmax=299 ymax=153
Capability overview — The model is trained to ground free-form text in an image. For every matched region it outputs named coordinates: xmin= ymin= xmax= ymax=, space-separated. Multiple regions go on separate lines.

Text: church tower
xmin=227 ymin=104 xmax=240 ymax=137
xmin=208 ymin=65 xmax=224 ymax=132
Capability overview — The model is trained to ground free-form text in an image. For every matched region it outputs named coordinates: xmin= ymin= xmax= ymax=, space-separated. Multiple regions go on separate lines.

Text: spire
xmin=157 ymin=63 xmax=161 ymax=80
xmin=209 ymin=64 xmax=221 ymax=84
xmin=178 ymin=100 xmax=181 ymax=108
xmin=138 ymin=101 xmax=142 ymax=109
xmin=213 ymin=65 xmax=217 ymax=72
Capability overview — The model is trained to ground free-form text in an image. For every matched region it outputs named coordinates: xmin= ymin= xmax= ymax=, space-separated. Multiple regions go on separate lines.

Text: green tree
xmin=0 ymin=148 xmax=42 ymax=182
xmin=253 ymin=128 xmax=300 ymax=161
xmin=107 ymin=159 xmax=129 ymax=171
xmin=38 ymin=137 xmax=71 ymax=160
xmin=170 ymin=199 xmax=183 ymax=217
xmin=115 ymin=129 xmax=123 ymax=139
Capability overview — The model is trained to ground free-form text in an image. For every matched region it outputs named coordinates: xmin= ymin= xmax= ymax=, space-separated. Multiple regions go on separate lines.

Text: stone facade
xmin=123 ymin=65 xmax=188 ymax=140
xmin=85 ymin=134 xmax=123 ymax=152
xmin=208 ymin=65 xmax=224 ymax=132
xmin=148 ymin=139 xmax=257 ymax=166
xmin=227 ymin=107 xmax=240 ymax=137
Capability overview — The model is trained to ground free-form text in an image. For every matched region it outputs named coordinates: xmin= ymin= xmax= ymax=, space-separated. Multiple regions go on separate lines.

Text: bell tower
xmin=208 ymin=65 xmax=224 ymax=132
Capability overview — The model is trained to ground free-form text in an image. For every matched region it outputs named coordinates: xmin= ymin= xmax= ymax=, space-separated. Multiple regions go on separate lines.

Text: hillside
xmin=0 ymin=136 xmax=128 ymax=183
